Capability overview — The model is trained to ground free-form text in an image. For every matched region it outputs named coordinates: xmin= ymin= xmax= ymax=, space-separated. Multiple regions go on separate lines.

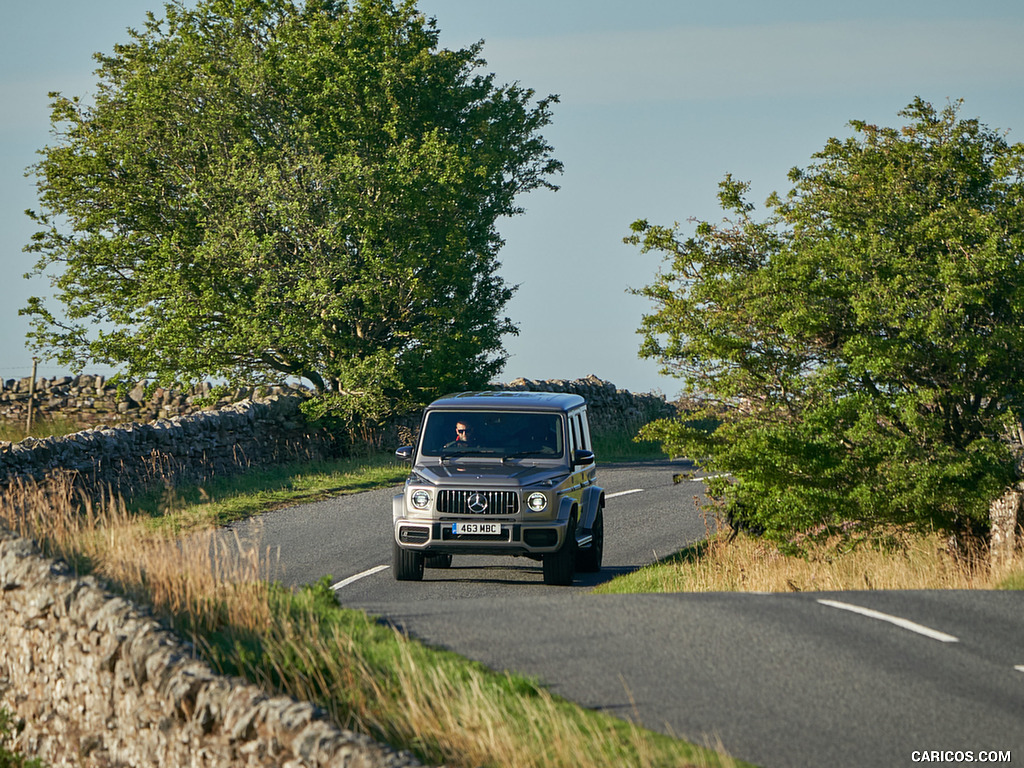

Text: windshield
xmin=419 ymin=410 xmax=564 ymax=459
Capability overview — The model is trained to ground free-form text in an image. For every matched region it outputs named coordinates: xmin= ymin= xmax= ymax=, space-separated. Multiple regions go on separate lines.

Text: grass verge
xmin=595 ymin=525 xmax=1024 ymax=594
xmin=0 ymin=471 xmax=745 ymax=768
xmin=200 ymin=578 xmax=742 ymax=768
xmin=128 ymin=451 xmax=410 ymax=534
xmin=592 ymin=426 xmax=668 ymax=463
xmin=0 ymin=416 xmax=83 ymax=443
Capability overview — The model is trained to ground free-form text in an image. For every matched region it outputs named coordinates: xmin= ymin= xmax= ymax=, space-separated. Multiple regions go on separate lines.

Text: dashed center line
xmin=332 ymin=564 xmax=389 ymax=591
xmin=818 ymin=599 xmax=959 ymax=643
xmin=607 ymin=489 xmax=644 ymax=499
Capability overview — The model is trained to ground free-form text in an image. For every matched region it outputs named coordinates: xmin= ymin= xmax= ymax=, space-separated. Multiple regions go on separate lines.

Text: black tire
xmin=393 ymin=540 xmax=424 ymax=581
xmin=425 ymin=553 xmax=453 ymax=569
xmin=543 ymin=514 xmax=576 ymax=586
xmin=576 ymin=506 xmax=604 ymax=573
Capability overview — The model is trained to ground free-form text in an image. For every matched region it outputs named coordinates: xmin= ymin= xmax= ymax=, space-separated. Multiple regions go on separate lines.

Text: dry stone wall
xmin=2 ymin=373 xmax=676 ymax=439
xmin=1 ymin=374 xmax=302 ymax=430
xmin=0 ymin=529 xmax=422 ymax=768
xmin=0 ymin=395 xmax=336 ymax=500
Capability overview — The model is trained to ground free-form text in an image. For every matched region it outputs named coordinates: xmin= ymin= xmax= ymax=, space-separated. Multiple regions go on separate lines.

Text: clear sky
xmin=3 ymin=1 xmax=1023 ymax=397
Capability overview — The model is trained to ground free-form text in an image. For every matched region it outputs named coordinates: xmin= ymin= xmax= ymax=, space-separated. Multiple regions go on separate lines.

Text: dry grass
xmin=243 ymin=605 xmax=738 ymax=768
xmin=0 ymin=474 xmax=743 ymax=768
xmin=596 ymin=514 xmax=1023 ymax=595
xmin=0 ymin=474 xmax=275 ymax=629
xmin=0 ymin=415 xmax=84 ymax=443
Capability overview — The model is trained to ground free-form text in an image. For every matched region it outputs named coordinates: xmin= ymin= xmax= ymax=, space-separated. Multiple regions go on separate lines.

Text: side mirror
xmin=395 ymin=445 xmax=414 ymax=462
xmin=572 ymin=449 xmax=595 ymax=467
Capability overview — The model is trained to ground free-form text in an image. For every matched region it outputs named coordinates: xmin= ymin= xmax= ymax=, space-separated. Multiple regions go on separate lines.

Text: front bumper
xmin=394 ymin=518 xmax=568 ymax=556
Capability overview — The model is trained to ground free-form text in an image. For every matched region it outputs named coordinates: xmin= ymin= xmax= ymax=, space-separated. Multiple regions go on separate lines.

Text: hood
xmin=414 ymin=462 xmax=568 ymax=488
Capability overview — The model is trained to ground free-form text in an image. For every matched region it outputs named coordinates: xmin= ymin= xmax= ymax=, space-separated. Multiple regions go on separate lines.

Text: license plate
xmin=452 ymin=522 xmax=502 ymax=535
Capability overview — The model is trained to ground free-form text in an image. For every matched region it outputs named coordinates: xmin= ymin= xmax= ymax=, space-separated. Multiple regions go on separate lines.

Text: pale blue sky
xmin=3 ymin=1 xmax=1024 ymax=396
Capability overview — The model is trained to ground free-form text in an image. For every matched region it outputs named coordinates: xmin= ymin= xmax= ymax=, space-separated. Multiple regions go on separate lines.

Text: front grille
xmin=437 ymin=489 xmax=519 ymax=516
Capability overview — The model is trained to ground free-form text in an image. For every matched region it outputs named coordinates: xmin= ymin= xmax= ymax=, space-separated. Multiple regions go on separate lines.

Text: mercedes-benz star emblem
xmin=467 ymin=493 xmax=489 ymax=513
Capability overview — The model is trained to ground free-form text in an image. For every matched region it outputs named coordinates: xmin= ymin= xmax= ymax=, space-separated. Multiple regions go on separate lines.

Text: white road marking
xmin=691 ymin=473 xmax=729 ymax=482
xmin=1015 ymin=665 xmax=1024 ymax=674
xmin=607 ymin=489 xmax=644 ymax=499
xmin=817 ymin=599 xmax=959 ymax=643
xmin=332 ymin=565 xmax=390 ymax=591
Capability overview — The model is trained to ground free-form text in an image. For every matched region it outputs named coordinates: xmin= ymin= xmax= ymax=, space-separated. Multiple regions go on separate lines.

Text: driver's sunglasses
xmin=456 ymin=428 xmax=467 ymax=434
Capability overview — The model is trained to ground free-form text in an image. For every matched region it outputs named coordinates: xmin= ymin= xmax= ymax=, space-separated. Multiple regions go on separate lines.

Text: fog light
xmin=526 ymin=492 xmax=547 ymax=512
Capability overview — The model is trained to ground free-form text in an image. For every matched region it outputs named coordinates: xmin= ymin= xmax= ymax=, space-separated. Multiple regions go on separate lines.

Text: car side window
xmin=570 ymin=410 xmax=592 ymax=454
xmin=578 ymin=411 xmax=592 ymax=451
xmin=569 ymin=412 xmax=587 ymax=452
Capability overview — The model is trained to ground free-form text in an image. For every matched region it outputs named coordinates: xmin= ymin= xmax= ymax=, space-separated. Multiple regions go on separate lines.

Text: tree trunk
xmin=989 ymin=486 xmax=1021 ymax=577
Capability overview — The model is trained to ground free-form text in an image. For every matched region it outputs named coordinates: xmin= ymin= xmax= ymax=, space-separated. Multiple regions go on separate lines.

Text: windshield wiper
xmin=501 ymin=450 xmax=548 ymax=462
xmin=439 ymin=448 xmax=501 ymax=462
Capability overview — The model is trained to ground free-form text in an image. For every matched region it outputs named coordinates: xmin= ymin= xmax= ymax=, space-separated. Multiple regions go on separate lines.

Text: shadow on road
xmin=415 ymin=562 xmax=650 ymax=590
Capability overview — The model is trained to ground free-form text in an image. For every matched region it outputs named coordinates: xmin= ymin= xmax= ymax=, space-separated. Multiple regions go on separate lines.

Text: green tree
xmin=23 ymin=0 xmax=560 ymax=420
xmin=627 ymin=99 xmax=1024 ymax=548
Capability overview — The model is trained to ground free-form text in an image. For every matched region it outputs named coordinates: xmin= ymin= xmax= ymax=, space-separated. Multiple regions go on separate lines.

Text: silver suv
xmin=392 ymin=391 xmax=604 ymax=585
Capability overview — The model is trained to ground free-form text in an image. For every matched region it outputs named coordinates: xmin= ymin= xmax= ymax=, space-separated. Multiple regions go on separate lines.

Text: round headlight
xmin=411 ymin=490 xmax=431 ymax=510
xmin=526 ymin=492 xmax=547 ymax=512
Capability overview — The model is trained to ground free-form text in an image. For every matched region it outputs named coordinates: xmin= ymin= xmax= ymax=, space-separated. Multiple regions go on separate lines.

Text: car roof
xmin=425 ymin=390 xmax=586 ymax=412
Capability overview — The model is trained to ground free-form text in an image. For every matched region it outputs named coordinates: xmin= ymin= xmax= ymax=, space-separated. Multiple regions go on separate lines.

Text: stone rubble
xmin=0 ymin=528 xmax=423 ymax=768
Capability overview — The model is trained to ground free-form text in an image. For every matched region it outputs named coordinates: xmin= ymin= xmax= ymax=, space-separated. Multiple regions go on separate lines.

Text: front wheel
xmin=543 ymin=515 xmax=576 ymax=586
xmin=393 ymin=540 xmax=424 ymax=581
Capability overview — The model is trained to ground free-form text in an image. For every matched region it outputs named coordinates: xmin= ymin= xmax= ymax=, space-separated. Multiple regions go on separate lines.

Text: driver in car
xmin=446 ymin=420 xmax=478 ymax=448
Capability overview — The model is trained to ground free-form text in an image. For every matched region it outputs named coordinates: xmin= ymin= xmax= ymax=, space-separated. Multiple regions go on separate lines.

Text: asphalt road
xmin=221 ymin=461 xmax=1024 ymax=768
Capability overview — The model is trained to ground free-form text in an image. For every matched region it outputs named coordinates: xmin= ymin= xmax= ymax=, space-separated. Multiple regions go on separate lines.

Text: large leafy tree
xmin=628 ymin=99 xmax=1024 ymax=547
xmin=23 ymin=0 xmax=560 ymax=418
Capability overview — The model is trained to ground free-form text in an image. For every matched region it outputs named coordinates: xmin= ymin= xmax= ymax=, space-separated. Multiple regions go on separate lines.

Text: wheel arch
xmin=578 ymin=485 xmax=605 ymax=533
xmin=392 ymin=492 xmax=406 ymax=526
